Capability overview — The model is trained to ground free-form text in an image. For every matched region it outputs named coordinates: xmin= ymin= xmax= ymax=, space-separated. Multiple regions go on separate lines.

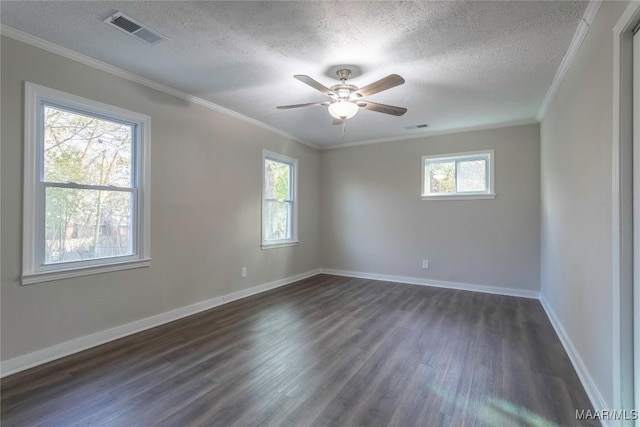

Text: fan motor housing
xmin=329 ymin=83 xmax=359 ymax=99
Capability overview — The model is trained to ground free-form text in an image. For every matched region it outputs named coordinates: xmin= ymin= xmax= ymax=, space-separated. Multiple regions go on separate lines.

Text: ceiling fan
xmin=277 ymin=69 xmax=407 ymax=124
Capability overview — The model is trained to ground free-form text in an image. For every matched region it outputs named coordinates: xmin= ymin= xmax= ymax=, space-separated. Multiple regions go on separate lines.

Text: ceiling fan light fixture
xmin=328 ymin=100 xmax=359 ymax=120
xmin=278 ymin=71 xmax=406 ymax=122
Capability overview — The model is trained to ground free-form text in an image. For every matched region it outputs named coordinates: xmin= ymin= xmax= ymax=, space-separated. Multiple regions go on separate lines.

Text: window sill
xmin=261 ymin=241 xmax=300 ymax=250
xmin=421 ymin=193 xmax=496 ymax=201
xmin=21 ymin=258 xmax=152 ymax=285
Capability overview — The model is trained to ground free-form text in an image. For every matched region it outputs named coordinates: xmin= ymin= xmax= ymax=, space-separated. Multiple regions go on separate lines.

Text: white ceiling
xmin=1 ymin=1 xmax=587 ymax=147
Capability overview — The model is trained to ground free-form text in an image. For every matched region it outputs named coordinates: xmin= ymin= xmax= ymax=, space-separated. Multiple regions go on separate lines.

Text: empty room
xmin=1 ymin=1 xmax=639 ymax=426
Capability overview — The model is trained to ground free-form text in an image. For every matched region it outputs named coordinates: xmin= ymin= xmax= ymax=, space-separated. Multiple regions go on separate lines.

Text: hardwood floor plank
xmin=1 ymin=275 xmax=595 ymax=426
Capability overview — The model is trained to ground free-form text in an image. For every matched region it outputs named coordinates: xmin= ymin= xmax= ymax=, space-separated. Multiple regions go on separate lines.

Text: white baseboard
xmin=319 ymin=268 xmax=540 ymax=299
xmin=323 ymin=269 xmax=610 ymax=423
xmin=0 ymin=269 xmax=320 ymax=378
xmin=1 ymin=266 xmax=608 ymax=427
xmin=539 ymin=296 xmax=609 ymax=425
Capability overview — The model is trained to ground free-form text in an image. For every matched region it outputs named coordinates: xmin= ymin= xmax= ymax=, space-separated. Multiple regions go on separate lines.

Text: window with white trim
xmin=421 ymin=150 xmax=495 ymax=200
xmin=262 ymin=150 xmax=298 ymax=248
xmin=23 ymin=82 xmax=151 ymax=284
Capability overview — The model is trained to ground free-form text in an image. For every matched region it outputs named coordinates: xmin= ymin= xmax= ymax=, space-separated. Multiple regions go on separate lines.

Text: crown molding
xmin=536 ymin=0 xmax=603 ymax=121
xmin=322 ymin=118 xmax=539 ymax=150
xmin=0 ymin=25 xmax=320 ymax=150
xmin=2 ymin=12 xmax=587 ymax=151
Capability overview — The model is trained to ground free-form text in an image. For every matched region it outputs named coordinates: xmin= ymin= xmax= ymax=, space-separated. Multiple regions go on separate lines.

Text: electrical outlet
xmin=422 ymin=260 xmax=429 ymax=269
xmin=241 ymin=267 xmax=247 ymax=278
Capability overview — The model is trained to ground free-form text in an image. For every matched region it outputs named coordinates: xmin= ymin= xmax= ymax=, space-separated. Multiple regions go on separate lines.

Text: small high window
xmin=422 ymin=150 xmax=495 ymax=200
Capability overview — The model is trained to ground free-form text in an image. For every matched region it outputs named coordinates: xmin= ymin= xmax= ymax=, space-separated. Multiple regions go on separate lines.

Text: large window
xmin=262 ymin=150 xmax=298 ymax=248
xmin=23 ymin=82 xmax=150 ymax=284
xmin=422 ymin=150 xmax=495 ymax=200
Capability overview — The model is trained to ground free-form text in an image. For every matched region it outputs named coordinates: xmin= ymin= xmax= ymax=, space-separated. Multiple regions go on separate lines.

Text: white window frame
xmin=22 ymin=82 xmax=151 ymax=285
xmin=261 ymin=150 xmax=298 ymax=249
xmin=421 ymin=149 xmax=495 ymax=200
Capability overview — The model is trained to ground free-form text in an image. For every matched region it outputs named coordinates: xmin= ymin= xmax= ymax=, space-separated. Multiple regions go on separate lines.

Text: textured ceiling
xmin=1 ymin=1 xmax=587 ymax=147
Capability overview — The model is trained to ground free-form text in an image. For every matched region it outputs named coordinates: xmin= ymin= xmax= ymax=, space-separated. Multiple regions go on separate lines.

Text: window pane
xmin=44 ymin=105 xmax=133 ymax=187
xmin=45 ymin=187 xmax=133 ymax=263
xmin=457 ymin=159 xmax=487 ymax=192
xmin=428 ymin=161 xmax=455 ymax=193
xmin=264 ymin=200 xmax=291 ymax=241
xmin=264 ymin=159 xmax=291 ymax=200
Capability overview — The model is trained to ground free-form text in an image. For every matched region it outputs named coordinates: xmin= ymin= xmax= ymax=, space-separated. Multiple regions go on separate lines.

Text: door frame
xmin=613 ymin=1 xmax=640 ymax=419
xmin=634 ymin=24 xmax=640 ymax=419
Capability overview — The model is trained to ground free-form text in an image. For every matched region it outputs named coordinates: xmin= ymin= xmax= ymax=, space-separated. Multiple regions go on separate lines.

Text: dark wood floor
xmin=1 ymin=274 xmax=595 ymax=427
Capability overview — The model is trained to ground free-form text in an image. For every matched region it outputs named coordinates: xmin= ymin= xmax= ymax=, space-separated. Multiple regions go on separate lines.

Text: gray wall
xmin=1 ymin=36 xmax=321 ymax=361
xmin=540 ymin=0 xmax=630 ymax=409
xmin=320 ymin=124 xmax=540 ymax=292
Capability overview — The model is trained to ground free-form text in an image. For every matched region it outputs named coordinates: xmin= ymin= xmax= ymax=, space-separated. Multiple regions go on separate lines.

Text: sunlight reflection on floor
xmin=428 ymin=384 xmax=559 ymax=427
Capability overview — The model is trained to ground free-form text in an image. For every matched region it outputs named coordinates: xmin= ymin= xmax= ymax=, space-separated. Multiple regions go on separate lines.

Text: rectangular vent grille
xmin=111 ymin=15 xmax=141 ymax=33
xmin=104 ymin=12 xmax=167 ymax=45
xmin=404 ymin=124 xmax=430 ymax=130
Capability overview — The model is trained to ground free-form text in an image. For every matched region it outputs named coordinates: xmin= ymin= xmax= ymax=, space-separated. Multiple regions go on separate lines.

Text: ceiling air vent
xmin=104 ymin=12 xmax=167 ymax=45
xmin=404 ymin=124 xmax=430 ymax=130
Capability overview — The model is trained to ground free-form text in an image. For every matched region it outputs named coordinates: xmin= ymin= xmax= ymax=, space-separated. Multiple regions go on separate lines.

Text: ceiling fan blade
xmin=294 ymin=75 xmax=336 ymax=97
xmin=333 ymin=118 xmax=345 ymax=126
xmin=360 ymin=101 xmax=407 ymax=116
xmin=354 ymin=74 xmax=405 ymax=98
xmin=277 ymin=101 xmax=330 ymax=109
